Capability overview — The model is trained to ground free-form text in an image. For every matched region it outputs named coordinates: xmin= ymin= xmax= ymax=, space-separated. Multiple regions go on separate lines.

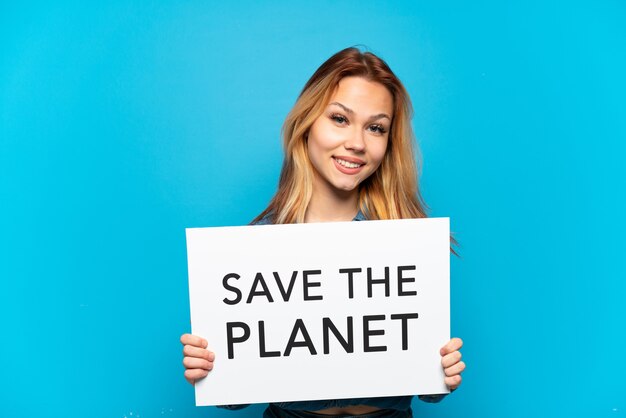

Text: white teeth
xmin=335 ymin=158 xmax=361 ymax=169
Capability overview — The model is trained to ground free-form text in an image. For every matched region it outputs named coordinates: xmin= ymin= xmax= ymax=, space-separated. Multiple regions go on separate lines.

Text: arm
xmin=417 ymin=394 xmax=447 ymax=403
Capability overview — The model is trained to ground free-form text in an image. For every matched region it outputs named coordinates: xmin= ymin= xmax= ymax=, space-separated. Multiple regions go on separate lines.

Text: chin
xmin=332 ymin=181 xmax=360 ymax=192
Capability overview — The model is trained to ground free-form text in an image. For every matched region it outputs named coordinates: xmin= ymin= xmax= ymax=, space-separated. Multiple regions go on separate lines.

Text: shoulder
xmin=250 ymin=212 xmax=274 ymax=226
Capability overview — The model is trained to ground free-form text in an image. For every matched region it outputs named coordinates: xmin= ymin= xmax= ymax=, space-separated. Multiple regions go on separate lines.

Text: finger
xmin=183 ymin=356 xmax=213 ymax=371
xmin=440 ymin=337 xmax=463 ymax=356
xmin=184 ymin=368 xmax=209 ymax=385
xmin=441 ymin=350 xmax=462 ymax=368
xmin=445 ymin=375 xmax=462 ymax=390
xmin=183 ymin=345 xmax=215 ymax=361
xmin=444 ymin=361 xmax=466 ymax=377
xmin=180 ymin=333 xmax=208 ymax=348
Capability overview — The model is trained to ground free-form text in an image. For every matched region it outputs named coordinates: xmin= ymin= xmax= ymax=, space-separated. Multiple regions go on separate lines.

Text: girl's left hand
xmin=440 ymin=337 xmax=465 ymax=391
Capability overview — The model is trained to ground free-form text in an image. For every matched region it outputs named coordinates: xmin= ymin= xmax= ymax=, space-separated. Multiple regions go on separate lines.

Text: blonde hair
xmin=253 ymin=47 xmax=428 ymax=224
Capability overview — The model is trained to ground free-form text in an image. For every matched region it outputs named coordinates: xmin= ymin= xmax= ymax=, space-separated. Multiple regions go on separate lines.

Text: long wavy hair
xmin=253 ymin=47 xmax=428 ymax=224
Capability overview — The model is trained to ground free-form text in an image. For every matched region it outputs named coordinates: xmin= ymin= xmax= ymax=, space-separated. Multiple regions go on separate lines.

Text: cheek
xmin=309 ymin=121 xmax=346 ymax=150
xmin=371 ymin=141 xmax=389 ymax=167
xmin=306 ymin=134 xmax=329 ymax=172
xmin=306 ymin=133 xmax=324 ymax=159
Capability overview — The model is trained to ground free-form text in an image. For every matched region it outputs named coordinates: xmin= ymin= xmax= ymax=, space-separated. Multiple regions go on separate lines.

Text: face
xmin=307 ymin=76 xmax=393 ymax=195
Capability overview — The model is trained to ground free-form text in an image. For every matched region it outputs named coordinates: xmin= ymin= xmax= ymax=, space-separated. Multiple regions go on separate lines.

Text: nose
xmin=344 ymin=128 xmax=366 ymax=153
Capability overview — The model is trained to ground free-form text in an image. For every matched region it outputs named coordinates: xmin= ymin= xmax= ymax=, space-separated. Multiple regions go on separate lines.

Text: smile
xmin=333 ymin=157 xmax=364 ymax=169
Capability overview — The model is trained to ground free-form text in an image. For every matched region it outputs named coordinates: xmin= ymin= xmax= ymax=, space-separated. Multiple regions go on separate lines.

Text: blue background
xmin=1 ymin=1 xmax=625 ymax=417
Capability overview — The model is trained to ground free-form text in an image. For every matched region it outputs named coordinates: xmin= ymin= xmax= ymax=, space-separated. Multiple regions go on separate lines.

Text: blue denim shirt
xmin=219 ymin=211 xmax=447 ymax=411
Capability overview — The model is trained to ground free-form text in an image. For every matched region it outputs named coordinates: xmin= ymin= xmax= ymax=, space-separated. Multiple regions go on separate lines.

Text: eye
xmin=368 ymin=124 xmax=387 ymax=134
xmin=330 ymin=113 xmax=348 ymax=125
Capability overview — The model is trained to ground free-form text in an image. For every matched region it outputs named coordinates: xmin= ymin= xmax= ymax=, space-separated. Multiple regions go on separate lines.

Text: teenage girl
xmin=181 ymin=47 xmax=465 ymax=418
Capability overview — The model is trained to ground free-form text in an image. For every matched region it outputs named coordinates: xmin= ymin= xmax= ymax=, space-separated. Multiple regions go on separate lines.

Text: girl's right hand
xmin=180 ymin=333 xmax=215 ymax=385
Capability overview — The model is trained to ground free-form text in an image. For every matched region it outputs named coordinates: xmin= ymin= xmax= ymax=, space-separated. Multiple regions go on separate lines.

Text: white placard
xmin=186 ymin=217 xmax=450 ymax=406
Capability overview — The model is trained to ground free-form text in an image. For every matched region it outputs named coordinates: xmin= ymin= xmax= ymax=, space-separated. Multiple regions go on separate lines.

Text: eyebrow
xmin=329 ymin=102 xmax=391 ymax=122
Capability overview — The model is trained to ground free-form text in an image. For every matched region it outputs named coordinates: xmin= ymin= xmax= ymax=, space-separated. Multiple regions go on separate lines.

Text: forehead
xmin=329 ymin=76 xmax=394 ymax=117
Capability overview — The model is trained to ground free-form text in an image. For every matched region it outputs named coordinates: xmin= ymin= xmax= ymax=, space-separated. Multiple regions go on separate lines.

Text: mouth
xmin=333 ymin=156 xmax=365 ymax=169
xmin=332 ymin=156 xmax=365 ymax=174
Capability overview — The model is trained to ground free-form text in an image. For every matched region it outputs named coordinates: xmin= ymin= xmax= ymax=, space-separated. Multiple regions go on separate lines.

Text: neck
xmin=305 ymin=181 xmax=359 ymax=223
